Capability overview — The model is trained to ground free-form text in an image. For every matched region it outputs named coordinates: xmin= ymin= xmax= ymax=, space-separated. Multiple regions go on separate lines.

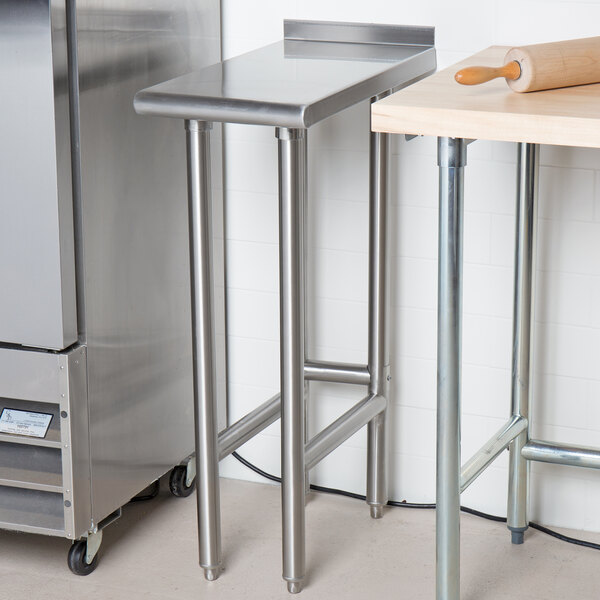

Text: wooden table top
xmin=372 ymin=46 xmax=600 ymax=148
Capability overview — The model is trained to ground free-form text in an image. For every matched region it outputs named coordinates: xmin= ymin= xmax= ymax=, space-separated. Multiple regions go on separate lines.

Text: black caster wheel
xmin=67 ymin=539 xmax=99 ymax=576
xmin=129 ymin=479 xmax=160 ymax=503
xmin=169 ymin=465 xmax=196 ymax=497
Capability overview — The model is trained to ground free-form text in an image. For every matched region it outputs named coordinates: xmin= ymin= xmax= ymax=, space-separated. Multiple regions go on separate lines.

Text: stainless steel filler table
xmin=135 ymin=20 xmax=435 ymax=593
xmin=373 ymin=46 xmax=600 ymax=599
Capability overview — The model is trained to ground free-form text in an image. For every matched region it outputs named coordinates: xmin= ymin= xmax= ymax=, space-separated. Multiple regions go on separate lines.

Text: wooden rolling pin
xmin=455 ymin=36 xmax=600 ymax=92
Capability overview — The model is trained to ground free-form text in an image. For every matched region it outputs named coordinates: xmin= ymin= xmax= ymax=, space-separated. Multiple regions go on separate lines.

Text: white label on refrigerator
xmin=0 ymin=408 xmax=53 ymax=438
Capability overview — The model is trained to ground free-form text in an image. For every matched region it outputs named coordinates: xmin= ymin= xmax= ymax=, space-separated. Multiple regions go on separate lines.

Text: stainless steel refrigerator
xmin=0 ymin=0 xmax=224 ymax=572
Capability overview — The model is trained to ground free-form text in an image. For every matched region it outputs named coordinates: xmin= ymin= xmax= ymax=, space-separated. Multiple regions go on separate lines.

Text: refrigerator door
xmin=0 ymin=1 xmax=77 ymax=350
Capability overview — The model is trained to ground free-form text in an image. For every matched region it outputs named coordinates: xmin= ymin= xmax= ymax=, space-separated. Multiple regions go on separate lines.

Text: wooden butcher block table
xmin=373 ymin=45 xmax=600 ymax=147
xmin=372 ymin=46 xmax=600 ymax=600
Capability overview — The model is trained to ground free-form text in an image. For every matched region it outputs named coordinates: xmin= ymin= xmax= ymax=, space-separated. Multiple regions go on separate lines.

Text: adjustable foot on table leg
xmin=204 ymin=567 xmax=221 ymax=581
xmin=370 ymin=505 xmax=384 ymax=519
xmin=511 ymin=531 xmax=524 ymax=545
xmin=509 ymin=526 xmax=527 ymax=545
xmin=287 ymin=581 xmax=303 ymax=594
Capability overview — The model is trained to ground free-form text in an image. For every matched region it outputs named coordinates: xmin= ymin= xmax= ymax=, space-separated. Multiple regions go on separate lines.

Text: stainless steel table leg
xmin=304 ymin=379 xmax=310 ymax=499
xmin=366 ymin=130 xmax=391 ymax=519
xmin=507 ymin=142 xmax=539 ymax=544
xmin=436 ymin=137 xmax=466 ymax=600
xmin=185 ymin=119 xmax=221 ymax=581
xmin=302 ymin=133 xmax=311 ymax=500
xmin=277 ymin=127 xmax=307 ymax=594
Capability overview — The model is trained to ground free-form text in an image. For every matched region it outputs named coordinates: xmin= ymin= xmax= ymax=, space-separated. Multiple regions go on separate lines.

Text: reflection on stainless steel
xmin=134 ymin=22 xmax=436 ymax=127
xmin=284 ymin=20 xmax=435 ymax=47
xmin=186 ymin=119 xmax=221 ymax=578
xmin=460 ymin=415 xmax=527 ymax=493
xmin=74 ymin=0 xmax=223 ymax=525
xmin=522 ymin=440 xmax=600 ymax=469
xmin=74 ymin=5 xmax=206 ymax=91
xmin=0 ymin=0 xmax=77 ymax=349
xmin=0 ymin=0 xmax=223 ymax=555
xmin=303 ymin=360 xmax=370 ymax=385
xmin=218 ymin=393 xmax=281 ymax=461
xmin=305 ymin=394 xmax=385 ymax=471
xmin=276 ymin=127 xmax=307 ymax=593
xmin=366 ymin=130 xmax=391 ymax=518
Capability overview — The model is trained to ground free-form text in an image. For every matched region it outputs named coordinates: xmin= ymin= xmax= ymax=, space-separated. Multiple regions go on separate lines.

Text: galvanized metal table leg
xmin=185 ymin=119 xmax=221 ymax=581
xmin=277 ymin=127 xmax=306 ymax=594
xmin=507 ymin=143 xmax=539 ymax=544
xmin=367 ymin=130 xmax=391 ymax=519
xmin=436 ymin=137 xmax=466 ymax=600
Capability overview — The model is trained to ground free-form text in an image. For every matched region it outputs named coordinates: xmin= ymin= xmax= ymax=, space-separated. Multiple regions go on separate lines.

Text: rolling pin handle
xmin=455 ymin=61 xmax=521 ymax=85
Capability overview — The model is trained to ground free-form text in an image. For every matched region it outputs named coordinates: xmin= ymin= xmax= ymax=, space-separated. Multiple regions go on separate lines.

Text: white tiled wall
xmin=219 ymin=1 xmax=600 ymax=532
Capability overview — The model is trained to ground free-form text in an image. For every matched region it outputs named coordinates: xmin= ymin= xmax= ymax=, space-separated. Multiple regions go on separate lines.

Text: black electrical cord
xmin=233 ymin=451 xmax=281 ymax=484
xmin=231 ymin=451 xmax=600 ymax=551
xmin=528 ymin=521 xmax=600 ymax=551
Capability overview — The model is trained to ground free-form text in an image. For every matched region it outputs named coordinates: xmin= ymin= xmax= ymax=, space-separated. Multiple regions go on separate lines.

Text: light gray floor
xmin=0 ymin=477 xmax=598 ymax=599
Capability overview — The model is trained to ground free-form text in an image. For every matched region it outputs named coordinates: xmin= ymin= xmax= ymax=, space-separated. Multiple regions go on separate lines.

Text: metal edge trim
xmin=134 ymin=92 xmax=307 ymax=128
xmin=65 ymin=0 xmax=87 ymax=344
xmin=284 ymin=20 xmax=435 ymax=48
xmin=50 ymin=0 xmax=79 ymax=349
xmin=58 ymin=353 xmax=72 ymax=539
xmin=304 ymin=48 xmax=437 ymax=128
xmin=60 ymin=345 xmax=91 ymax=540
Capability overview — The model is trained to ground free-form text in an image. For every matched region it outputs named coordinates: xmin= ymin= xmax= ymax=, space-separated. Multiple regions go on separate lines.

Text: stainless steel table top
xmin=134 ymin=20 xmax=436 ymax=128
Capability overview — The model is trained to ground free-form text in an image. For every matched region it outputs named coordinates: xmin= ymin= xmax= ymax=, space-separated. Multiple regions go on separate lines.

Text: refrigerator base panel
xmin=0 ymin=345 xmax=193 ymax=546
